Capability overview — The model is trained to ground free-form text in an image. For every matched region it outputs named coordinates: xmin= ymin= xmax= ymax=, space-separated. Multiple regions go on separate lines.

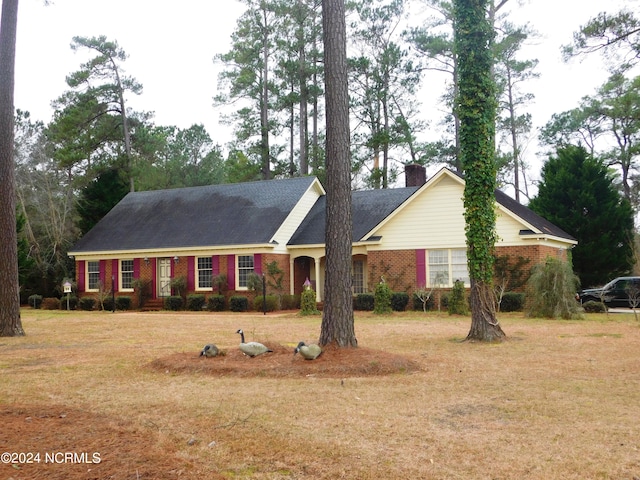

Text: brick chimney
xmin=405 ymin=164 xmax=427 ymax=187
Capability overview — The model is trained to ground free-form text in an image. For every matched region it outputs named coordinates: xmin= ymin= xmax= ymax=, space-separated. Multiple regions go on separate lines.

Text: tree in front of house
xmin=319 ymin=0 xmax=357 ymax=348
xmin=0 ymin=0 xmax=24 ymax=336
xmin=528 ymin=144 xmax=634 ymax=288
xmin=454 ymin=0 xmax=505 ymax=342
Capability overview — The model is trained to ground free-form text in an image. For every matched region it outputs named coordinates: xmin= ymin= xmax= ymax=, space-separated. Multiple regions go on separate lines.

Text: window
xmin=352 ymin=260 xmax=365 ymax=294
xmin=428 ymin=249 xmax=469 ymax=287
xmin=87 ymin=261 xmax=100 ymax=291
xmin=428 ymin=250 xmax=449 ymax=286
xmin=121 ymin=260 xmax=134 ymax=290
xmin=197 ymin=257 xmax=213 ymax=289
xmin=451 ymin=250 xmax=469 ymax=285
xmin=238 ymin=255 xmax=254 ymax=288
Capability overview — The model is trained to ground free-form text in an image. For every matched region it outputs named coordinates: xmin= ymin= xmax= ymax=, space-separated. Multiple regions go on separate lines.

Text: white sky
xmin=13 ymin=0 xmax=635 ymax=180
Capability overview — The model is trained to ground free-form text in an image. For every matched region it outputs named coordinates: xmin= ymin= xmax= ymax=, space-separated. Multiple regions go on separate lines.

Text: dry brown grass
xmin=1 ymin=308 xmax=639 ymax=479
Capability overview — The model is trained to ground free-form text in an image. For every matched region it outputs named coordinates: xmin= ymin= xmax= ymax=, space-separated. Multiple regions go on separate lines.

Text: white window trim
xmin=195 ymin=256 xmax=213 ymax=292
xmin=236 ymin=255 xmax=254 ymax=291
xmin=427 ymin=249 xmax=470 ymax=288
xmin=86 ymin=261 xmax=100 ymax=293
xmin=119 ymin=259 xmax=135 ymax=293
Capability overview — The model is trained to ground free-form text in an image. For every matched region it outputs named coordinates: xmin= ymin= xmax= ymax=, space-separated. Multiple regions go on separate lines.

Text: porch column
xmin=289 ymin=257 xmax=295 ymax=296
xmin=314 ymin=257 xmax=322 ymax=301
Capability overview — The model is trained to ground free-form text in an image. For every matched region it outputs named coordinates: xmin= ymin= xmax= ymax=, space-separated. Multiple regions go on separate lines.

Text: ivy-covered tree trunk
xmin=319 ymin=0 xmax=357 ymax=348
xmin=0 ymin=0 xmax=25 ymax=337
xmin=454 ymin=0 xmax=505 ymax=342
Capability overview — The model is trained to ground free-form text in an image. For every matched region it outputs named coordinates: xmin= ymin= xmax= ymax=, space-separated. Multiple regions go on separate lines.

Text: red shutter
xmin=77 ymin=260 xmax=86 ymax=291
xmin=112 ymin=259 xmax=119 ymax=291
xmin=254 ymin=253 xmax=262 ymax=276
xmin=227 ymin=255 xmax=235 ymax=290
xmin=187 ymin=256 xmax=195 ymax=290
xmin=416 ymin=249 xmax=426 ymax=288
xmin=99 ymin=260 xmax=107 ymax=287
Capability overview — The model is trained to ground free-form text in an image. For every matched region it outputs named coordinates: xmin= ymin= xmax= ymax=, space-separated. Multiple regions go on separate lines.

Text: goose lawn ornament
xmin=200 ymin=344 xmax=219 ymax=357
xmin=236 ymin=329 xmax=272 ymax=357
xmin=294 ymin=341 xmax=322 ymax=360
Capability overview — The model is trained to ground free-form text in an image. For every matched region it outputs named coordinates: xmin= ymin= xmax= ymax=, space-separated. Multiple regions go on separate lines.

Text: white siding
xmin=369 ymin=173 xmax=536 ymax=251
xmin=370 ymin=175 xmax=467 ymax=251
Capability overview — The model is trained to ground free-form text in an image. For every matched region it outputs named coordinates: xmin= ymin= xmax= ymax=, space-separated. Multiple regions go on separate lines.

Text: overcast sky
xmin=14 ymin=0 xmax=634 ymax=175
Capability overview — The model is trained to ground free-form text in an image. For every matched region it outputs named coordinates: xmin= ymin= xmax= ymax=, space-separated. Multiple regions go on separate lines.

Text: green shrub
xmin=525 ymin=257 xmax=582 ymax=319
xmin=164 ymin=296 xmax=184 ymax=311
xmin=582 ymin=300 xmax=606 ymax=313
xmin=28 ymin=294 xmax=42 ymax=309
xmin=253 ymin=294 xmax=278 ymax=312
xmin=448 ymin=280 xmax=469 ymax=315
xmin=300 ymin=288 xmax=320 ymax=315
xmin=499 ymin=292 xmax=525 ymax=312
xmin=116 ymin=296 xmax=131 ymax=311
xmin=354 ymin=293 xmax=375 ymax=311
xmin=207 ymin=295 xmax=226 ymax=312
xmin=187 ymin=294 xmax=206 ymax=311
xmin=281 ymin=294 xmax=300 ymax=310
xmin=391 ymin=292 xmax=409 ymax=311
xmin=374 ymin=282 xmax=393 ymax=314
xmin=102 ymin=297 xmax=115 ymax=311
xmin=229 ymin=296 xmax=249 ymax=312
xmin=79 ymin=297 xmax=95 ymax=311
xmin=42 ymin=297 xmax=60 ymax=310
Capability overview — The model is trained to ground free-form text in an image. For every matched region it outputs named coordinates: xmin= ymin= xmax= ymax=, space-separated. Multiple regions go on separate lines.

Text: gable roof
xmin=494 ymin=189 xmax=576 ymax=242
xmin=288 ymin=186 xmax=420 ymax=245
xmin=69 ymin=176 xmax=320 ymax=254
xmin=437 ymin=168 xmax=576 ymax=243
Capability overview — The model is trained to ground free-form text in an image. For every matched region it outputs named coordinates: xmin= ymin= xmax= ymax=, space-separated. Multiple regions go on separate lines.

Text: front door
xmin=158 ymin=258 xmax=172 ymax=297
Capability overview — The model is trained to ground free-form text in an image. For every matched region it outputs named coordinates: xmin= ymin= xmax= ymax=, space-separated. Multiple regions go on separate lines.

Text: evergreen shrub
xmin=187 ymin=294 xmax=206 ymax=311
xmin=500 ymin=292 xmax=525 ymax=312
xmin=391 ymin=292 xmax=409 ymax=311
xmin=165 ymin=296 xmax=184 ymax=311
xmin=207 ymin=295 xmax=226 ymax=312
xmin=253 ymin=295 xmax=278 ymax=312
xmin=229 ymin=296 xmax=249 ymax=312
xmin=354 ymin=293 xmax=374 ymax=311
xmin=79 ymin=297 xmax=96 ymax=311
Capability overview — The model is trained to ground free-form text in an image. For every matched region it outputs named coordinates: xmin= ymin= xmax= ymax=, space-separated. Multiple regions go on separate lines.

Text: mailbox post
xmin=63 ymin=281 xmax=72 ymax=310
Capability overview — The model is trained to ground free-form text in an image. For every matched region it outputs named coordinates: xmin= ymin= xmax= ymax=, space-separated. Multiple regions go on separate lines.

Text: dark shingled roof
xmin=289 ymin=186 xmax=420 ymax=245
xmin=70 ymin=176 xmax=318 ymax=253
xmin=494 ymin=189 xmax=576 ymax=241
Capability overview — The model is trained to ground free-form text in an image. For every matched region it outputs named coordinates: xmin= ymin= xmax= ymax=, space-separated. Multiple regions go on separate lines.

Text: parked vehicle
xmin=578 ymin=276 xmax=640 ymax=308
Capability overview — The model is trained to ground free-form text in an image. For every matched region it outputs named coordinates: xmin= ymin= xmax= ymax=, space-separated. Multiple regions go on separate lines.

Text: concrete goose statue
xmin=200 ymin=343 xmax=219 ymax=357
xmin=236 ymin=329 xmax=272 ymax=357
xmin=294 ymin=341 xmax=322 ymax=360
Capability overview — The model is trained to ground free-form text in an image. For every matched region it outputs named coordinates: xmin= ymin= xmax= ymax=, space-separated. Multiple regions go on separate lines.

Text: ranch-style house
xmin=68 ymin=166 xmax=576 ymax=307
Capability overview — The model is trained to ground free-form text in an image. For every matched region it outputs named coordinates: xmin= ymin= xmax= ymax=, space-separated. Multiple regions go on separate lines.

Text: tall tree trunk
xmin=261 ymin=6 xmax=271 ymax=180
xmin=319 ymin=0 xmax=356 ymax=348
xmin=454 ymin=0 xmax=505 ymax=342
xmin=0 ymin=0 xmax=25 ymax=337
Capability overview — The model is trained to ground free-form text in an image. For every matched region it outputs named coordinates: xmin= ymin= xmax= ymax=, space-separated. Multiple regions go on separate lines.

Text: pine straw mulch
xmin=0 ymin=404 xmax=219 ymax=480
xmin=147 ymin=342 xmax=423 ymax=378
